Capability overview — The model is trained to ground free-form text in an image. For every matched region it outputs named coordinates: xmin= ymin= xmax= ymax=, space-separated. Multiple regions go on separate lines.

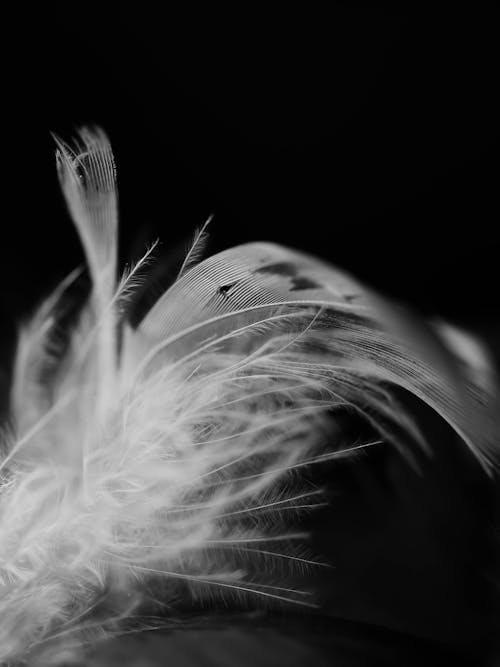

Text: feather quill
xmin=0 ymin=128 xmax=498 ymax=664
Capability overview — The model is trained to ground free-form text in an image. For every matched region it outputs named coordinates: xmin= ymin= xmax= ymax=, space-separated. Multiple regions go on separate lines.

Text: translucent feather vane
xmin=0 ymin=128 xmax=497 ymax=664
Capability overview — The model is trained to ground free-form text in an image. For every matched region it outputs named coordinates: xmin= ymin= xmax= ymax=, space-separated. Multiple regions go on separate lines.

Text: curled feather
xmin=0 ymin=129 xmax=498 ymax=664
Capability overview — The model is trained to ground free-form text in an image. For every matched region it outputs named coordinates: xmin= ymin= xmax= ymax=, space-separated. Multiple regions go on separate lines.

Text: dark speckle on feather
xmin=256 ymin=263 xmax=320 ymax=291
xmin=256 ymin=262 xmax=299 ymax=277
xmin=289 ymin=276 xmax=321 ymax=291
xmin=218 ymin=283 xmax=237 ymax=295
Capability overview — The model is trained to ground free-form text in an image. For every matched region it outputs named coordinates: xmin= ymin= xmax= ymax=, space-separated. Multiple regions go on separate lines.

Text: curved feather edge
xmin=135 ymin=240 xmax=499 ymax=472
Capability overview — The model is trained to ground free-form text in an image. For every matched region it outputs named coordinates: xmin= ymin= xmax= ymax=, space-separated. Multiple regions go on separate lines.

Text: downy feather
xmin=0 ymin=128 xmax=498 ymax=664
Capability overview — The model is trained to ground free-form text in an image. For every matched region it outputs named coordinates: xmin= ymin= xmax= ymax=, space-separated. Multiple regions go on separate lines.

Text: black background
xmin=2 ymin=5 xmax=500 ymax=666
xmin=3 ymin=6 xmax=500 ymax=326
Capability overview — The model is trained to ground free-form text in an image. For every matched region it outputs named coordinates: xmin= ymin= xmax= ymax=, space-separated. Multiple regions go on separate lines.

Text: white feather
xmin=0 ymin=128 xmax=497 ymax=664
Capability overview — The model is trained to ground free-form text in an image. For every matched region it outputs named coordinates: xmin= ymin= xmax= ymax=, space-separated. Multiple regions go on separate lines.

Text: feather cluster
xmin=0 ymin=129 xmax=497 ymax=664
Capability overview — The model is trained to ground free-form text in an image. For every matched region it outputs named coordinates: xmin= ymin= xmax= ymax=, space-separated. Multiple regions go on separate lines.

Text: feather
xmin=176 ymin=214 xmax=213 ymax=280
xmin=0 ymin=128 xmax=498 ymax=665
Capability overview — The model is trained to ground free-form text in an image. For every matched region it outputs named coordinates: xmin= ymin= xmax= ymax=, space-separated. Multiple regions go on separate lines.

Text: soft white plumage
xmin=0 ymin=129 xmax=497 ymax=664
